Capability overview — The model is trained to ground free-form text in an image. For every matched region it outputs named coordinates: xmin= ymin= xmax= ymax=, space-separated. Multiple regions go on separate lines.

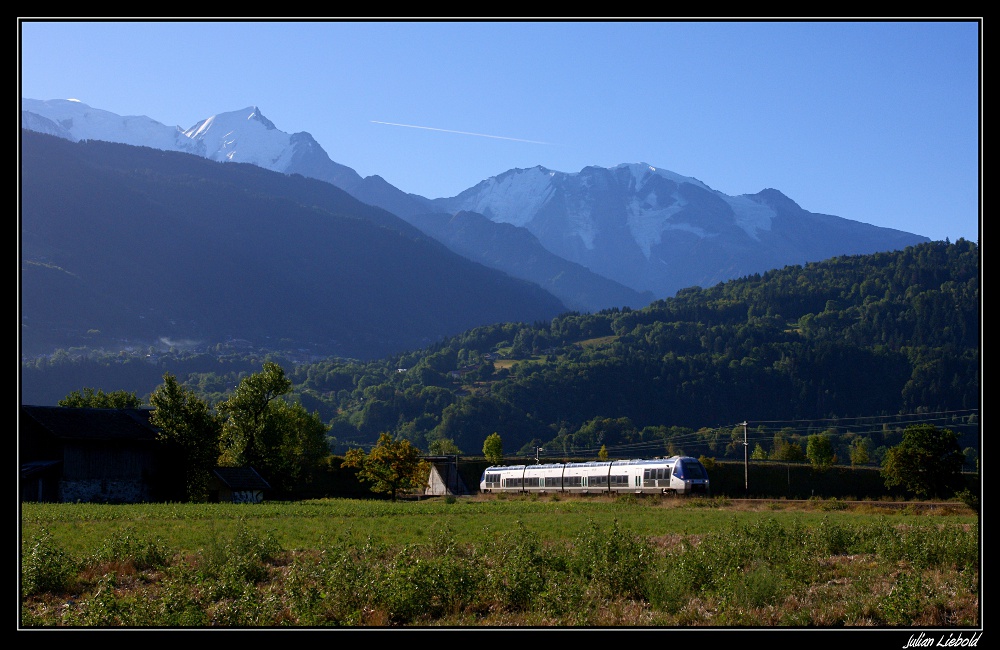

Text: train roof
xmin=482 ymin=456 xmax=699 ymax=473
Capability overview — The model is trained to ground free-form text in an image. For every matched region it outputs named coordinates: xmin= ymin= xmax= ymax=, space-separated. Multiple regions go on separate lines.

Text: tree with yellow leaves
xmin=343 ymin=432 xmax=429 ymax=501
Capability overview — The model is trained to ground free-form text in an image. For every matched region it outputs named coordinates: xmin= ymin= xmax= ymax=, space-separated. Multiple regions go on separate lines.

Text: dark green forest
xmin=21 ymin=240 xmax=980 ymax=467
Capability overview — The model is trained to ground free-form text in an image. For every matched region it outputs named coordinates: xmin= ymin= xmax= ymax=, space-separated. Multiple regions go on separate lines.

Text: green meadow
xmin=21 ymin=495 xmax=979 ymax=627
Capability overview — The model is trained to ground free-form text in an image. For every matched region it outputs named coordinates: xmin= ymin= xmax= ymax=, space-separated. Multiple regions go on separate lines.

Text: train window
xmin=610 ymin=475 xmax=628 ymax=486
xmin=645 ymin=468 xmax=670 ymax=480
xmin=680 ymin=460 xmax=706 ymax=479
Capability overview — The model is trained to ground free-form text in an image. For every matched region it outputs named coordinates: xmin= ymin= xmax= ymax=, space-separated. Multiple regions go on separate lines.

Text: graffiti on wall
xmin=231 ymin=490 xmax=264 ymax=504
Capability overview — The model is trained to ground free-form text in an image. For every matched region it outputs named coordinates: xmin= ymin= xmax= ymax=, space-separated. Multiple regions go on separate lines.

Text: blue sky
xmin=19 ymin=19 xmax=981 ymax=243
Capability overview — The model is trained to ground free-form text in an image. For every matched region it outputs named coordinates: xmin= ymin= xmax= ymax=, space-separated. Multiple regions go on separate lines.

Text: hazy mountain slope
xmin=19 ymin=131 xmax=567 ymax=359
xmin=411 ymin=210 xmax=656 ymax=313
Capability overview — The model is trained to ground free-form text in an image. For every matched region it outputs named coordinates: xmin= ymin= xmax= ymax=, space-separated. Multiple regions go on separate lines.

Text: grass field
xmin=20 ymin=494 xmax=980 ymax=628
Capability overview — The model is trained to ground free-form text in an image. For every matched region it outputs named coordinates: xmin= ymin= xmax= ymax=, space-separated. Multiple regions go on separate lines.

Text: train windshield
xmin=678 ymin=459 xmax=706 ymax=479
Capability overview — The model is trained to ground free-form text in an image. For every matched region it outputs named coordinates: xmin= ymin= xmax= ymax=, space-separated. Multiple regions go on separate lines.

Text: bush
xmin=955 ymin=488 xmax=979 ymax=512
xmin=570 ymin=519 xmax=653 ymax=600
xmin=197 ymin=519 xmax=282 ymax=599
xmin=21 ymin=528 xmax=77 ymax=596
xmin=89 ymin=525 xmax=172 ymax=571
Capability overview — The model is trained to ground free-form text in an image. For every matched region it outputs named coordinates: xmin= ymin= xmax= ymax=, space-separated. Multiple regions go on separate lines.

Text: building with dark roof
xmin=20 ymin=405 xmax=185 ymax=503
xmin=209 ymin=467 xmax=272 ymax=503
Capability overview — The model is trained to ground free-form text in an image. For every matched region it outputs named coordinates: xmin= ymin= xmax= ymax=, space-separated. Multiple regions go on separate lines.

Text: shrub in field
xmin=666 ymin=518 xmax=819 ymax=601
xmin=283 ymin=553 xmax=328 ymax=626
xmin=955 ymin=488 xmax=979 ymax=512
xmin=536 ymin=571 xmax=593 ymax=621
xmin=196 ymin=519 xmax=282 ymax=599
xmin=64 ymin=573 xmax=174 ymax=626
xmin=879 ymin=572 xmax=924 ymax=626
xmin=89 ymin=525 xmax=172 ymax=571
xmin=422 ymin=525 xmax=486 ymax=615
xmin=63 ymin=574 xmax=131 ymax=626
xmin=813 ymin=516 xmax=859 ymax=556
xmin=481 ymin=521 xmax=549 ymax=611
xmin=374 ymin=543 xmax=484 ymax=624
xmin=570 ymin=519 xmax=653 ymax=600
xmin=21 ymin=528 xmax=77 ymax=597
xmin=209 ymin=582 xmax=288 ymax=627
xmin=645 ymin=564 xmax=689 ymax=615
xmin=299 ymin=536 xmax=395 ymax=625
xmin=897 ymin=523 xmax=979 ymax=570
xmin=855 ymin=519 xmax=978 ymax=571
xmin=723 ymin=564 xmax=785 ymax=611
xmin=152 ymin=565 xmax=210 ymax=627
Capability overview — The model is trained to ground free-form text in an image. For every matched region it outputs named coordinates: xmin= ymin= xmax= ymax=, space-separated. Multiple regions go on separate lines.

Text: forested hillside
xmin=21 ymin=240 xmax=979 ymax=465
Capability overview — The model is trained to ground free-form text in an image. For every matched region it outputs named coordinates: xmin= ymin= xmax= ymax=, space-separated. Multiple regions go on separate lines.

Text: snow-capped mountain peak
xmin=181 ymin=106 xmax=293 ymax=168
xmin=21 ymin=98 xmax=192 ymax=152
xmin=432 ymin=159 xmax=927 ymax=296
xmin=437 ymin=160 xmax=774 ymax=257
xmin=21 ymin=98 xmax=363 ymax=190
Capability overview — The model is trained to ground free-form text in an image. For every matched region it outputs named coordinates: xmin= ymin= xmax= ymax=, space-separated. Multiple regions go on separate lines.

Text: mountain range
xmin=20 ymin=98 xmax=931 ymax=359
xmin=22 ymin=99 xmax=929 ymax=308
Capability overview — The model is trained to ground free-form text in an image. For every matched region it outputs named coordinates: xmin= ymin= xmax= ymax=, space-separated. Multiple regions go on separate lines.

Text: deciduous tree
xmin=217 ymin=362 xmax=329 ymax=492
xmin=428 ymin=437 xmax=463 ymax=456
xmin=483 ymin=432 xmax=503 ymax=465
xmin=149 ymin=373 xmax=221 ymax=501
xmin=343 ymin=432 xmax=428 ymax=501
xmin=881 ymin=424 xmax=964 ymax=498
xmin=849 ymin=437 xmax=871 ymax=467
xmin=806 ymin=432 xmax=836 ymax=471
xmin=218 ymin=362 xmax=292 ymax=476
xmin=59 ymin=387 xmax=143 ymax=408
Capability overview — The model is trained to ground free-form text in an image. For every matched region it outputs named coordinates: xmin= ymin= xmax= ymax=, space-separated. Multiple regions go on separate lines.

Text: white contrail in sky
xmin=371 ymin=120 xmax=553 ymax=145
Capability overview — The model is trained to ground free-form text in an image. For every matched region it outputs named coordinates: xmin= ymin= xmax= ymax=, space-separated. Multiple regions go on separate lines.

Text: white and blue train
xmin=479 ymin=456 xmax=710 ymax=496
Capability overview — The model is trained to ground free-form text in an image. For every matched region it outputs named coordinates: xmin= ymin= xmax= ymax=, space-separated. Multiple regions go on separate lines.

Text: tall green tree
xmin=806 ymin=431 xmax=836 ymax=471
xmin=269 ymin=400 xmax=332 ymax=492
xmin=342 ymin=432 xmax=428 ymax=501
xmin=483 ymin=432 xmax=503 ymax=465
xmin=149 ymin=373 xmax=221 ymax=502
xmin=849 ymin=437 xmax=871 ymax=467
xmin=218 ymin=362 xmax=292 ymax=474
xmin=428 ymin=437 xmax=463 ymax=456
xmin=881 ymin=424 xmax=964 ymax=498
xmin=59 ymin=387 xmax=143 ymax=408
xmin=770 ymin=430 xmax=805 ymax=462
xmin=217 ymin=362 xmax=330 ymax=492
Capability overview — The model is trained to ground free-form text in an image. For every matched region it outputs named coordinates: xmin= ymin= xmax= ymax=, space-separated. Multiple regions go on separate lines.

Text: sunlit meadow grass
xmin=20 ymin=496 xmax=979 ymax=627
